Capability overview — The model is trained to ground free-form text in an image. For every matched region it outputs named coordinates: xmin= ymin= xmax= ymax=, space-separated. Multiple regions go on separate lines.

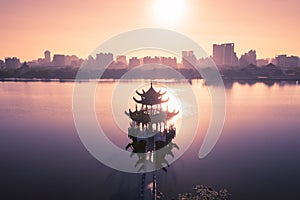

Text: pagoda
xmin=125 ymin=82 xmax=180 ymax=200
xmin=126 ymin=82 xmax=179 ymax=148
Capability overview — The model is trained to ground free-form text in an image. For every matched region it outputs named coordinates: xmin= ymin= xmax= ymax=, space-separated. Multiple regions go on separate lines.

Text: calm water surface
xmin=0 ymin=80 xmax=300 ymax=199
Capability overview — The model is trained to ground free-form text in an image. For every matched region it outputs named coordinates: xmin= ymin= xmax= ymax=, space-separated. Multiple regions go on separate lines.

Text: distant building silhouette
xmin=85 ymin=55 xmax=96 ymax=67
xmin=161 ymin=56 xmax=177 ymax=68
xmin=5 ymin=57 xmax=20 ymax=69
xmin=71 ymin=59 xmax=84 ymax=68
xmin=239 ymin=50 xmax=257 ymax=67
xmin=128 ymin=57 xmax=140 ymax=68
xmin=104 ymin=55 xmax=127 ymax=69
xmin=128 ymin=56 xmax=178 ymax=69
xmin=276 ymin=55 xmax=287 ymax=67
xmin=20 ymin=62 xmax=29 ymax=69
xmin=38 ymin=58 xmax=46 ymax=65
xmin=143 ymin=56 xmax=160 ymax=65
xmin=287 ymin=56 xmax=299 ymax=68
xmin=96 ymin=53 xmax=113 ymax=68
xmin=65 ymin=55 xmax=80 ymax=67
xmin=213 ymin=43 xmax=238 ymax=66
xmin=52 ymin=54 xmax=65 ymax=66
xmin=116 ymin=55 xmax=127 ymax=65
xmin=44 ymin=50 xmax=51 ymax=63
xmin=182 ymin=51 xmax=196 ymax=69
xmin=257 ymin=58 xmax=269 ymax=67
xmin=0 ymin=59 xmax=4 ymax=69
xmin=276 ymin=54 xmax=299 ymax=67
xmin=27 ymin=60 xmax=38 ymax=66
xmin=198 ymin=57 xmax=214 ymax=67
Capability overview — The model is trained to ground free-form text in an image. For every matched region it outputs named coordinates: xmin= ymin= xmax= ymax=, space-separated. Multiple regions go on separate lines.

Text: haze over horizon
xmin=1 ymin=0 xmax=299 ymax=61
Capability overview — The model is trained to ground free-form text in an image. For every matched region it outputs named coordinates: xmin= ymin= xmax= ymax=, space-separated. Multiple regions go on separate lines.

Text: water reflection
xmin=0 ymin=81 xmax=300 ymax=199
xmin=125 ymin=132 xmax=179 ymax=172
xmin=222 ymin=79 xmax=298 ymax=89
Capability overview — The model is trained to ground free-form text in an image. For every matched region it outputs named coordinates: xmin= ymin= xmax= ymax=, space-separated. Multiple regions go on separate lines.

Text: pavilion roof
xmin=134 ymin=82 xmax=168 ymax=106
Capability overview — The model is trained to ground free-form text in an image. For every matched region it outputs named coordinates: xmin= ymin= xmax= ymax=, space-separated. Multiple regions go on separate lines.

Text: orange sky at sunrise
xmin=0 ymin=0 xmax=299 ymax=61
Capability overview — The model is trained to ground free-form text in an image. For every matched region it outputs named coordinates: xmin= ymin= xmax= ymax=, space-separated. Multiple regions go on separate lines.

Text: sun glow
xmin=153 ymin=0 xmax=186 ymax=27
xmin=160 ymin=87 xmax=182 ymax=125
xmin=161 ymin=90 xmax=180 ymax=112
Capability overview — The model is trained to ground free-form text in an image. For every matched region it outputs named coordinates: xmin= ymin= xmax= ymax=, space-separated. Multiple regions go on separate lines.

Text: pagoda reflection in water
xmin=125 ymin=82 xmax=180 ymax=199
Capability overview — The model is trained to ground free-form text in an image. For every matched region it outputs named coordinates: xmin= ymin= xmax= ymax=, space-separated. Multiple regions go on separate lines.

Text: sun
xmin=153 ymin=0 xmax=186 ymax=27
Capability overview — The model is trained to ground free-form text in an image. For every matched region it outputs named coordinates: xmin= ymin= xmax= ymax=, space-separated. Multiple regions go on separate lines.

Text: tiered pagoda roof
xmin=150 ymin=108 xmax=179 ymax=123
xmin=133 ymin=82 xmax=169 ymax=106
xmin=127 ymin=83 xmax=179 ymax=124
xmin=128 ymin=106 xmax=151 ymax=125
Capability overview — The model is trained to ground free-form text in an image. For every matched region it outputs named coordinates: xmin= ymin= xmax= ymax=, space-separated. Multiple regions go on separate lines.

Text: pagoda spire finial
xmin=150 ymin=81 xmax=153 ymax=88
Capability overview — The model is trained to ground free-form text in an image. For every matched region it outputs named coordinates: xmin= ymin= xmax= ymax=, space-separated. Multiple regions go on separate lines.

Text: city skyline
xmin=1 ymin=41 xmax=300 ymax=69
xmin=1 ymin=45 xmax=300 ymax=69
xmin=1 ymin=0 xmax=300 ymax=61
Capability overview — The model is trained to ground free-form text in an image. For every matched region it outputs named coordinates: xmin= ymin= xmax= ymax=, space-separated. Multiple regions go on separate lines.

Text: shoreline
xmin=0 ymin=77 xmax=299 ymax=84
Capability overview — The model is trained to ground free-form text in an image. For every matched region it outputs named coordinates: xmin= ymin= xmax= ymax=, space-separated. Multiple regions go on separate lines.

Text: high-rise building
xmin=96 ymin=53 xmax=114 ymax=68
xmin=128 ymin=57 xmax=140 ymax=68
xmin=286 ymin=56 xmax=299 ymax=68
xmin=275 ymin=55 xmax=299 ymax=67
xmin=161 ymin=57 xmax=177 ymax=68
xmin=116 ymin=55 xmax=127 ymax=65
xmin=182 ymin=51 xmax=196 ymax=69
xmin=5 ymin=57 xmax=20 ymax=69
xmin=212 ymin=45 xmax=223 ymax=65
xmin=65 ymin=55 xmax=79 ymax=66
xmin=239 ymin=50 xmax=257 ymax=67
xmin=213 ymin=43 xmax=238 ymax=66
xmin=44 ymin=50 xmax=51 ymax=63
xmin=223 ymin=44 xmax=234 ymax=65
xmin=52 ymin=54 xmax=65 ymax=66
xmin=38 ymin=58 xmax=45 ymax=65
xmin=198 ymin=57 xmax=214 ymax=67
xmin=0 ymin=60 xmax=4 ymax=69
xmin=143 ymin=56 xmax=160 ymax=65
xmin=275 ymin=55 xmax=286 ymax=67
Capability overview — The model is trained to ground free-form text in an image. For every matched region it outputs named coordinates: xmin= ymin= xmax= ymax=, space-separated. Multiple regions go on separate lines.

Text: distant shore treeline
xmin=0 ymin=64 xmax=300 ymax=81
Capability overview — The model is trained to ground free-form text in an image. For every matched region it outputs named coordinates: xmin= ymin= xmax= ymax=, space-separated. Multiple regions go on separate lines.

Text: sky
xmin=0 ymin=0 xmax=300 ymax=61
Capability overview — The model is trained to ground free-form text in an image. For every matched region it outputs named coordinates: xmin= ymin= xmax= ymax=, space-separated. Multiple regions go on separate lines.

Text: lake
xmin=0 ymin=80 xmax=300 ymax=199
